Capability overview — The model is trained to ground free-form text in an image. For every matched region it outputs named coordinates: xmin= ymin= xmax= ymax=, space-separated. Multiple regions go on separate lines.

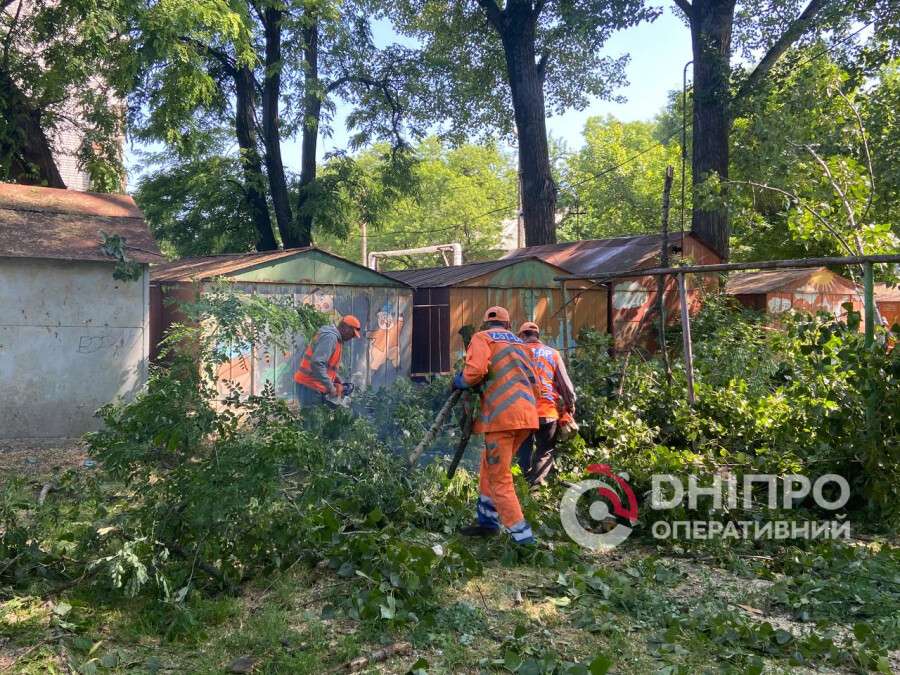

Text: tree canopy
xmin=0 ymin=0 xmax=131 ymax=190
xmin=314 ymin=137 xmax=517 ymax=267
xmin=386 ymin=0 xmax=658 ymax=246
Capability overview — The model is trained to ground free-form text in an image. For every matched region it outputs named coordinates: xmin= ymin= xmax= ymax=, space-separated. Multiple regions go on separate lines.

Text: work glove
xmin=451 ymin=372 xmax=469 ymax=391
xmin=557 ymin=416 xmax=580 ymax=442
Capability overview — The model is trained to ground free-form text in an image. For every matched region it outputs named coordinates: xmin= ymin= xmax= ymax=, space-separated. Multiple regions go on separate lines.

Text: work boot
xmin=459 ymin=523 xmax=500 ymax=537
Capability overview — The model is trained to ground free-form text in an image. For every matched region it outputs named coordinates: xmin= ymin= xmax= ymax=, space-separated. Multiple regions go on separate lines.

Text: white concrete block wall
xmin=0 ymin=258 xmax=149 ymax=438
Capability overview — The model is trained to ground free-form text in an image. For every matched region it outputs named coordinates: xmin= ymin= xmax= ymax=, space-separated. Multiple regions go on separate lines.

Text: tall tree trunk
xmin=234 ymin=65 xmax=278 ymax=251
xmin=480 ymin=0 xmax=557 ymax=246
xmin=688 ymin=0 xmax=736 ymax=260
xmin=262 ymin=6 xmax=304 ymax=247
xmin=296 ymin=18 xmax=320 ymax=245
xmin=0 ymin=70 xmax=66 ymax=188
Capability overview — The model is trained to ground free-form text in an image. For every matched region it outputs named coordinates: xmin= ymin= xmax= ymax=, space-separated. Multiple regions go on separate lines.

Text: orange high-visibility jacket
xmin=294 ymin=330 xmax=342 ymax=393
xmin=524 ymin=340 xmax=576 ymax=420
xmin=462 ymin=329 xmax=540 ymax=433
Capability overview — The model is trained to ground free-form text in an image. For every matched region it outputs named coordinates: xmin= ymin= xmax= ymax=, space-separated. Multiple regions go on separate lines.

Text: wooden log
xmin=340 ymin=642 xmax=412 ymax=673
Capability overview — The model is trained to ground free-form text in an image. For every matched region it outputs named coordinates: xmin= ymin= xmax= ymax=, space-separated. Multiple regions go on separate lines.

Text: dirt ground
xmin=0 ymin=439 xmax=88 ymax=484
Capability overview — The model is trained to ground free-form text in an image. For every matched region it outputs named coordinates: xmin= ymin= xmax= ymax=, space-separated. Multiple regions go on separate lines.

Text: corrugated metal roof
xmin=385 ymin=258 xmax=525 ymax=287
xmin=0 ymin=183 xmax=161 ymax=263
xmin=725 ymin=267 xmax=858 ymax=295
xmin=384 ymin=257 xmax=555 ymax=288
xmin=875 ymin=283 xmax=900 ymax=302
xmin=152 ymin=246 xmax=410 ymax=286
xmin=152 ymin=248 xmax=314 ymax=281
xmin=501 ymin=232 xmax=699 ymax=276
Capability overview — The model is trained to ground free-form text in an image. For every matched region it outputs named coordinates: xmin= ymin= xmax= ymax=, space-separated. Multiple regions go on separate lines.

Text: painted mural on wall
xmin=212 ymin=283 xmax=411 ymax=400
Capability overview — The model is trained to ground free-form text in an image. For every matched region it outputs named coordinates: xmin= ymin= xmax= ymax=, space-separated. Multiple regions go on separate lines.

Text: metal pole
xmin=360 ymin=221 xmax=367 ymax=267
xmin=657 ymin=166 xmax=674 ymax=385
xmin=677 ymin=272 xmax=696 ymax=405
xmin=560 ymin=280 xmax=570 ymax=363
xmin=681 ymin=59 xmax=692 ymax=258
xmin=864 ymin=261 xmax=875 ymax=347
xmin=606 ymin=282 xmax=615 ymax=357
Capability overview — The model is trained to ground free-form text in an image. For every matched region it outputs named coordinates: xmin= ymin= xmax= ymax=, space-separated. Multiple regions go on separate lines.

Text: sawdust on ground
xmin=0 ymin=438 xmax=88 ymax=484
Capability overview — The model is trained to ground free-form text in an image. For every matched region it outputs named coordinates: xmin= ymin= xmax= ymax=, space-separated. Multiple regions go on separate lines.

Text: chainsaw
xmin=324 ymin=381 xmax=355 ymax=408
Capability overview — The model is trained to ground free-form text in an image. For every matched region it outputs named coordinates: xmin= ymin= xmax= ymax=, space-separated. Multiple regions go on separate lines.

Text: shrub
xmin=564 ymin=296 xmax=899 ymax=528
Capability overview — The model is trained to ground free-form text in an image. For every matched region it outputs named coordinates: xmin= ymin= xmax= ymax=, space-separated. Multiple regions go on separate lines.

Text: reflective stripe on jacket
xmin=462 ymin=329 xmax=539 ymax=433
xmin=526 ymin=342 xmax=564 ymax=419
xmin=294 ymin=327 xmax=342 ymax=393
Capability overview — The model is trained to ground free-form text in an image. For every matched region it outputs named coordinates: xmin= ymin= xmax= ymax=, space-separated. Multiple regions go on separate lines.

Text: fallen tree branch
xmin=407 ymin=389 xmax=461 ymax=467
xmin=338 ymin=642 xmax=412 ymax=673
xmin=38 ymin=482 xmax=55 ymax=505
xmin=162 ymin=540 xmax=237 ymax=593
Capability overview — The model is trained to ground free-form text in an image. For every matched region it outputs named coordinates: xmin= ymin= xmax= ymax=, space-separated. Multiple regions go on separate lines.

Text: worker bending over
xmin=293 ymin=315 xmax=361 ymax=407
xmin=452 ymin=306 xmax=540 ymax=545
xmin=516 ymin=322 xmax=576 ymax=487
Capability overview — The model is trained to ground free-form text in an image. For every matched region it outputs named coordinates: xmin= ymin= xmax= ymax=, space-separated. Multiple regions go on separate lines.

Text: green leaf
xmin=503 ymin=650 xmax=523 ymax=672
xmin=73 ymin=637 xmax=93 ymax=653
xmin=774 ymin=629 xmax=793 ymax=645
xmin=589 ymin=654 xmax=613 ymax=674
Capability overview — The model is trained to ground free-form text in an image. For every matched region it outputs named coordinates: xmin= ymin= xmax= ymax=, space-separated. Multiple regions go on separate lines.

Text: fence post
xmin=863 ymin=261 xmax=875 ymax=348
xmin=560 ymin=280 xmax=570 ymax=363
xmin=677 ymin=272 xmax=696 ymax=405
xmin=657 ymin=166 xmax=674 ymax=385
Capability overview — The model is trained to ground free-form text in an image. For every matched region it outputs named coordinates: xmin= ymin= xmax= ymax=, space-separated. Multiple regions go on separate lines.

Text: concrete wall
xmin=0 ymin=258 xmax=149 ymax=438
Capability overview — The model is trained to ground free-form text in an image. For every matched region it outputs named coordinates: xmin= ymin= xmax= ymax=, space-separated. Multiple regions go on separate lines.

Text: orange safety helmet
xmin=340 ymin=314 xmax=362 ymax=337
xmin=483 ymin=306 xmax=510 ymax=323
xmin=518 ymin=321 xmax=540 ymax=334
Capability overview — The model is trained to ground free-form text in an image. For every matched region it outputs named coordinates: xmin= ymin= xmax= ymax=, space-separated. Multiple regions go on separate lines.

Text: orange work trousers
xmin=478 ymin=428 xmax=533 ymax=528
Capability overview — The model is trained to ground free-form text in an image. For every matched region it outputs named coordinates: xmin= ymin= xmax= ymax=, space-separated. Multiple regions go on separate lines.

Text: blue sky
xmin=295 ymin=6 xmax=692 ymax=164
xmin=126 ymin=6 xmax=692 ymax=181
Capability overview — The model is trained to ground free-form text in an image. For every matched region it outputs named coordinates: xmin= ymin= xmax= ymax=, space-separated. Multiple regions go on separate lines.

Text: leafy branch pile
xmin=1 ymin=284 xmax=490 ymax=635
xmin=563 ymin=295 xmax=900 ymax=528
xmin=2 ymin=288 xmax=899 ymax=673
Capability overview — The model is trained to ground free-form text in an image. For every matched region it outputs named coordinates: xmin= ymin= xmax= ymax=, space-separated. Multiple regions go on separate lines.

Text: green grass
xmin=5 ymin=537 xmax=897 ymax=674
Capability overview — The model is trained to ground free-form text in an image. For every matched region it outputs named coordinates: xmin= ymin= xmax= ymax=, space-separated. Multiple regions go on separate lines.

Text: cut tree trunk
xmin=262 ymin=6 xmax=305 ymax=248
xmin=689 ymin=0 xmax=735 ymax=260
xmin=295 ymin=19 xmax=321 ymax=246
xmin=233 ymin=66 xmax=278 ymax=251
xmin=483 ymin=0 xmax=557 ymax=246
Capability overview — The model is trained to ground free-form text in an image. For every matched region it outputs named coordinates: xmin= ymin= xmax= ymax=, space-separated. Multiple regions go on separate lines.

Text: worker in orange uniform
xmin=293 ymin=315 xmax=362 ymax=407
xmin=452 ymin=306 xmax=540 ymax=544
xmin=515 ymin=322 xmax=576 ymax=487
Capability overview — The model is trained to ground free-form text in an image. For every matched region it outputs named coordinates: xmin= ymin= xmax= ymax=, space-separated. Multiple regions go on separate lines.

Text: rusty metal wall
xmin=607 ymin=236 xmax=722 ymax=351
xmin=609 ymin=274 xmax=714 ymax=351
xmin=764 ymin=291 xmax=863 ymax=319
xmin=446 ymin=286 xmax=607 ymax=365
xmin=878 ymin=300 xmax=900 ymax=328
